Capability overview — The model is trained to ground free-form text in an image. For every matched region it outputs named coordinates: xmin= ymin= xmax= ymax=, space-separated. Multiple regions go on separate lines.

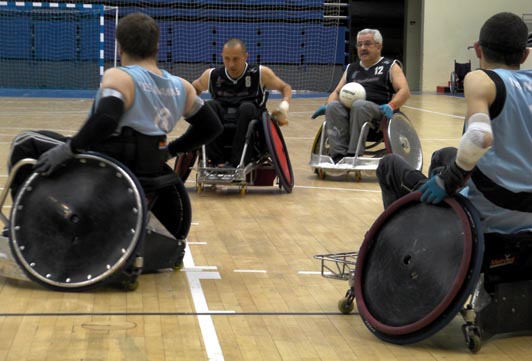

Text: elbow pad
xmin=70 ymin=90 xmax=125 ymax=151
xmin=456 ymin=113 xmax=493 ymax=171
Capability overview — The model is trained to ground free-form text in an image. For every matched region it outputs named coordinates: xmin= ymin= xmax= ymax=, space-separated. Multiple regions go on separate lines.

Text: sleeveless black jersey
xmin=208 ymin=63 xmax=266 ymax=108
xmin=345 ymin=57 xmax=398 ymax=105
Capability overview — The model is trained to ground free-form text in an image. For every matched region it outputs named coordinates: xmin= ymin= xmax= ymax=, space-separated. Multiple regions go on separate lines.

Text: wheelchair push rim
xmin=385 ymin=112 xmax=423 ymax=171
xmin=354 ymin=192 xmax=484 ymax=344
xmin=263 ymin=112 xmax=294 ymax=193
xmin=9 ymin=152 xmax=147 ymax=291
xmin=174 ymin=149 xmax=199 ymax=183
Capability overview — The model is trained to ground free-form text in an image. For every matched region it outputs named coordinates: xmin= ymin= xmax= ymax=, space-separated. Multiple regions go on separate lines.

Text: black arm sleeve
xmin=70 ymin=95 xmax=124 ymax=152
xmin=167 ymin=103 xmax=223 ymax=155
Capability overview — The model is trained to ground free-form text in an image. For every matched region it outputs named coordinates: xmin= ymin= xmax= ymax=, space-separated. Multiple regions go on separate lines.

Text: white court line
xmin=298 ymin=271 xmax=333 ymax=276
xmin=402 ymin=105 xmax=464 ymax=119
xmin=182 ymin=243 xmax=226 ymax=361
xmin=294 ymin=184 xmax=380 ymax=193
xmin=234 ymin=269 xmax=267 ymax=273
xmin=181 ymin=266 xmax=218 ymax=271
xmin=188 ymin=241 xmax=207 ymax=245
xmin=300 ymin=105 xmax=464 ymax=120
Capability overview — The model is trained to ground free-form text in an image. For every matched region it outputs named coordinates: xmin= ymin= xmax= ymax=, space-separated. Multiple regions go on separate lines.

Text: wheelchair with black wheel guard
xmin=175 ymin=111 xmax=294 ymax=195
xmin=315 ymin=192 xmax=532 ymax=353
xmin=0 ymin=152 xmax=191 ymax=292
xmin=309 ymin=111 xmax=422 ymax=181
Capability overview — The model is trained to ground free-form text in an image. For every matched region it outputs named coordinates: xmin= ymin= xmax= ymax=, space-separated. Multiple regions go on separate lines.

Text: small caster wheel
xmin=354 ymin=171 xmax=361 ymax=182
xmin=467 ymin=334 xmax=481 ymax=353
xmin=240 ymin=185 xmax=247 ymax=195
xmin=173 ymin=261 xmax=184 ymax=271
xmin=196 ymin=183 xmax=203 ymax=193
xmin=337 ymin=297 xmax=355 ymax=314
xmin=317 ymin=169 xmax=326 ymax=179
xmin=121 ymin=278 xmax=139 ymax=291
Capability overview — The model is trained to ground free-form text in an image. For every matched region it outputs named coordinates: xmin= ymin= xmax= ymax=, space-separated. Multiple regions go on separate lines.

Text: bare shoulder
xmin=464 ymin=69 xmax=492 ymax=85
xmin=101 ymin=67 xmax=132 ymax=88
xmin=464 ymin=69 xmax=496 ymax=107
xmin=464 ymin=70 xmax=496 ymax=95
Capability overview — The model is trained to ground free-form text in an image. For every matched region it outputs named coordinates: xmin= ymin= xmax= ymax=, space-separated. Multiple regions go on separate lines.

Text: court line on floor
xmin=294 ymin=184 xmax=380 ymax=193
xmin=182 ymin=243 xmax=226 ymax=361
xmin=0 ymin=311 xmax=356 ymax=317
xmin=402 ymin=105 xmax=464 ymax=119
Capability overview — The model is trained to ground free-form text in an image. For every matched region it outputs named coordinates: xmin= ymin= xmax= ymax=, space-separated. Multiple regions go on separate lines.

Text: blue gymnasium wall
xmin=109 ymin=0 xmax=346 ymax=65
xmin=1 ymin=0 xmax=347 ymax=93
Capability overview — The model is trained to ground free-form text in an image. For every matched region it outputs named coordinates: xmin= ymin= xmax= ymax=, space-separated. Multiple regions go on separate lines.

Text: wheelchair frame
xmin=178 ymin=112 xmax=294 ymax=194
xmin=315 ymin=193 xmax=532 ymax=353
xmin=309 ymin=111 xmax=422 ymax=181
xmin=0 ymin=152 xmax=192 ymax=292
xmin=450 ymin=60 xmax=471 ymax=94
xmin=0 ymin=155 xmax=146 ymax=291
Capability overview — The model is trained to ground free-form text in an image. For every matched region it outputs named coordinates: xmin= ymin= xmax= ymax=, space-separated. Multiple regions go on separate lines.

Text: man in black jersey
xmin=193 ymin=38 xmax=292 ymax=168
xmin=315 ymin=29 xmax=410 ymax=163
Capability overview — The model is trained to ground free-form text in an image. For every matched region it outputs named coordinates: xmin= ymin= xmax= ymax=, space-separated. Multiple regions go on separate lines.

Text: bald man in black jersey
xmin=193 ymin=38 xmax=292 ymax=168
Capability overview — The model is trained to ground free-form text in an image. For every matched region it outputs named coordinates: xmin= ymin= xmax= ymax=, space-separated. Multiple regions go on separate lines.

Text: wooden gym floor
xmin=0 ymin=94 xmax=530 ymax=361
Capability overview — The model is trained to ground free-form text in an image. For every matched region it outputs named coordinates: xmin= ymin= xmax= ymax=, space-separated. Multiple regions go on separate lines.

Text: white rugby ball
xmin=339 ymin=82 xmax=366 ymax=108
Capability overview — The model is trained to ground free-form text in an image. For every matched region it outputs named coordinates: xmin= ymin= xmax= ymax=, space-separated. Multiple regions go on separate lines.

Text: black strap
xmin=472 ymin=167 xmax=532 ymax=212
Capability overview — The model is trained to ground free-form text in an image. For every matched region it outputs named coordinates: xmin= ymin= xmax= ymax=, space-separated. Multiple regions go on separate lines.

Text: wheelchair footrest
xmin=314 ymin=251 xmax=358 ymax=281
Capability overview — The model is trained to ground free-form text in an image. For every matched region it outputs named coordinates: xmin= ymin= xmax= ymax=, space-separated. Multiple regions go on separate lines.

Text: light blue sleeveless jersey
xmin=476 ymin=68 xmax=532 ymax=192
xmin=466 ymin=68 xmax=532 ymax=234
xmin=101 ymin=65 xmax=186 ymax=136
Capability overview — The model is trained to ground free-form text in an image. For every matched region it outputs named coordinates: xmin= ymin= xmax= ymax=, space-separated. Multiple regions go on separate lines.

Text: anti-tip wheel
xmin=354 ymin=171 xmax=362 ymax=182
xmin=121 ymin=278 xmax=139 ymax=292
xmin=317 ymin=168 xmax=326 ymax=179
xmin=467 ymin=334 xmax=482 ymax=353
xmin=338 ymin=297 xmax=355 ymax=314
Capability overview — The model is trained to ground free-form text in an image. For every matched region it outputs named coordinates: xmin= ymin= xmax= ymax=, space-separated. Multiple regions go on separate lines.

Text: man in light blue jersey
xmin=376 ymin=12 xmax=532 ymax=235
xmin=10 ymin=12 xmax=222 ymax=182
xmin=7 ymin=13 xmax=223 ymax=266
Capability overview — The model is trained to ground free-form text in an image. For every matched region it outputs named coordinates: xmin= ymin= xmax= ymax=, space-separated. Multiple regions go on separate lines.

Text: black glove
xmin=34 ymin=141 xmax=75 ymax=176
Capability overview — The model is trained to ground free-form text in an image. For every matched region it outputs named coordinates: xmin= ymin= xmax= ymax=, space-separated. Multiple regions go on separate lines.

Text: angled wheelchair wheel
xmin=174 ymin=150 xmax=198 ymax=182
xmin=354 ymin=192 xmax=484 ymax=344
xmin=450 ymin=72 xmax=457 ymax=94
xmin=263 ymin=112 xmax=294 ymax=193
xmin=147 ymin=164 xmax=192 ymax=241
xmin=385 ymin=112 xmax=423 ymax=171
xmin=9 ymin=152 xmax=147 ymax=291
xmin=311 ymin=123 xmax=326 ymax=157
xmin=310 ymin=123 xmax=328 ymax=178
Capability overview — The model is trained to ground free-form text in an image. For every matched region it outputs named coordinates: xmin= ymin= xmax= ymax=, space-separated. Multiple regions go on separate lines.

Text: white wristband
xmin=279 ymin=100 xmax=289 ymax=114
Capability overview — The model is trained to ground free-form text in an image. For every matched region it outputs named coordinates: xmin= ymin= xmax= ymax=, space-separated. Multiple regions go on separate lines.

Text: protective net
xmin=0 ymin=2 xmax=111 ymax=91
xmin=0 ymin=1 xmax=347 ymax=93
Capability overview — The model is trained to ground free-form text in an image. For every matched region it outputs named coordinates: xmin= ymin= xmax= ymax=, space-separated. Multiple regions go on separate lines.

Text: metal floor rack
xmin=314 ymin=251 xmax=358 ymax=314
xmin=313 ymin=251 xmax=358 ymax=280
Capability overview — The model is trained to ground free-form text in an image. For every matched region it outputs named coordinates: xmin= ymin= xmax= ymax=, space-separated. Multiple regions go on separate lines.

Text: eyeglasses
xmin=356 ymin=41 xmax=377 ymax=48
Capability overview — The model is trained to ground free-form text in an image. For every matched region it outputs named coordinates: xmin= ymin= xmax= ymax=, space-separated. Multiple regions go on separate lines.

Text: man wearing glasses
xmin=313 ymin=29 xmax=410 ymax=163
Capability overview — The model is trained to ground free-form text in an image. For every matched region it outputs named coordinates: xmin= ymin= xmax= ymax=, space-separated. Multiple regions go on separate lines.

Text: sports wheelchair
xmin=175 ymin=110 xmax=294 ymax=195
xmin=0 ymin=152 xmax=191 ymax=292
xmin=315 ymin=192 xmax=532 ymax=353
xmin=309 ymin=111 xmax=423 ymax=181
xmin=450 ymin=60 xmax=471 ymax=94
